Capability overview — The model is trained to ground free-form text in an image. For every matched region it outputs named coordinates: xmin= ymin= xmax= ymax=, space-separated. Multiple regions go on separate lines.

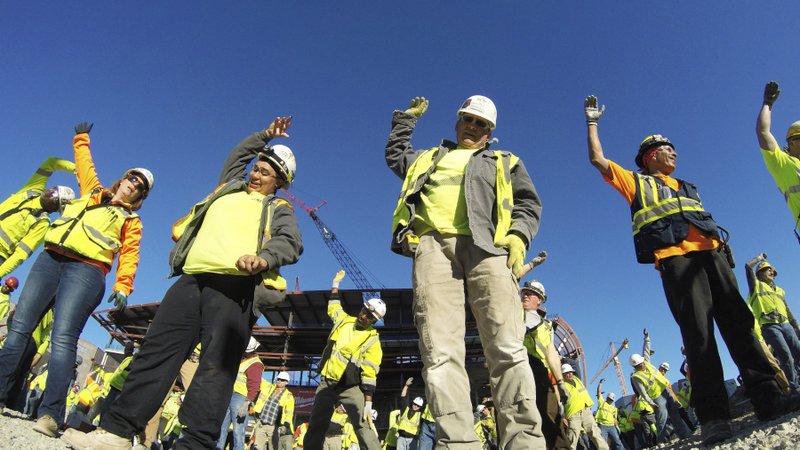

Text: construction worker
xmin=386 ymin=95 xmax=544 ymax=448
xmin=324 ymin=404 xmax=351 ymax=450
xmin=0 ymin=156 xmax=76 ymax=280
xmin=217 ymin=336 xmax=264 ymax=450
xmin=520 ymin=279 xmax=570 ymax=449
xmin=1 ymin=304 xmax=54 ymax=413
xmin=617 ymin=406 xmax=636 ymax=450
xmin=595 ymin=380 xmax=624 ymax=450
xmin=252 ymin=371 xmax=295 ymax=450
xmin=745 ymin=254 xmax=800 ymax=390
xmin=0 ymin=277 xmax=19 ymax=323
xmin=98 ymin=343 xmax=136 ymax=418
xmin=584 ymin=95 xmax=800 ymax=446
xmin=396 ymin=389 xmax=423 ymax=450
xmin=675 ymin=380 xmax=698 ymax=431
xmin=756 ymin=81 xmax=800 ymax=241
xmin=417 ymin=403 xmax=436 ymax=450
xmin=305 ymin=271 xmax=383 ymax=450
xmin=629 ymin=330 xmax=691 ymax=443
xmin=63 ymin=116 xmax=302 ymax=450
xmin=384 ymin=409 xmax=401 ymax=450
xmin=0 ymin=122 xmax=151 ymax=438
xmin=294 ymin=421 xmax=308 ymax=449
xmin=560 ymin=363 xmax=607 ymax=450
xmin=629 ymin=381 xmax=656 ymax=449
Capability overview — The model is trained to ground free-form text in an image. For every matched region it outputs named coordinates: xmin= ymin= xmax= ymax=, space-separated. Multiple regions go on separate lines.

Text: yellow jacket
xmin=253 ymin=378 xmax=295 ymax=429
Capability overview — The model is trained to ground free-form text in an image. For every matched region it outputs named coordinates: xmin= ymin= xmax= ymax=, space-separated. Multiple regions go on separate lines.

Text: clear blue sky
xmin=2 ymin=2 xmax=800 ymax=395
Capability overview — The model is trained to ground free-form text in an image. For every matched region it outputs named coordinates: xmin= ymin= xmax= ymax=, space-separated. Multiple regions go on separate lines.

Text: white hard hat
xmin=126 ymin=168 xmax=155 ymax=194
xmin=607 ymin=392 xmax=616 ymax=401
xmin=413 ymin=397 xmax=424 ymax=407
xmin=364 ymin=298 xmax=386 ymax=320
xmin=659 ymin=362 xmax=670 ymax=371
xmin=245 ymin=336 xmax=260 ymax=353
xmin=630 ymin=354 xmax=645 ymax=367
xmin=476 ymin=404 xmax=486 ymax=413
xmin=457 ymin=95 xmax=497 ymax=129
xmin=277 ymin=371 xmax=290 ymax=381
xmin=561 ymin=363 xmax=575 ymax=374
xmin=259 ymin=144 xmax=296 ymax=188
xmin=521 ymin=280 xmax=547 ymax=303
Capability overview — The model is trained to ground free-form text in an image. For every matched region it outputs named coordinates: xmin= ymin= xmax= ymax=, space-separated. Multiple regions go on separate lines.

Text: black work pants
xmin=100 ymin=273 xmax=256 ymax=449
xmin=529 ymin=356 xmax=569 ymax=449
xmin=659 ymin=250 xmax=777 ymax=424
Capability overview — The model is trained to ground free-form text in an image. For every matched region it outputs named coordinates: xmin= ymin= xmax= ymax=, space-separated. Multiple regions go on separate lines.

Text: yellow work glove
xmin=332 ymin=270 xmax=346 ymax=290
xmin=497 ymin=234 xmax=526 ymax=278
xmin=404 ymin=97 xmax=429 ymax=118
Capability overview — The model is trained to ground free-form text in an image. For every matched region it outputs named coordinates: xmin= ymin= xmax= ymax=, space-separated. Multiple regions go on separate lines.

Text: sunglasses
xmin=789 ymin=135 xmax=800 ymax=142
xmin=460 ymin=115 xmax=490 ymax=129
xmin=126 ymin=175 xmax=146 ymax=192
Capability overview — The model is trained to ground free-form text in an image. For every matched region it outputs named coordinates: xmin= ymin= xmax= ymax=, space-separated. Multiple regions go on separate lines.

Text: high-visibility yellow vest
xmin=45 ymin=194 xmax=138 ymax=266
xmin=523 ymin=318 xmax=553 ymax=365
xmin=253 ymin=379 xmax=295 ymax=429
xmin=563 ymin=376 xmax=594 ymax=418
xmin=233 ymin=355 xmax=263 ymax=397
xmin=0 ymin=292 xmax=10 ymax=321
xmin=595 ymin=396 xmax=617 ymax=426
xmin=384 ymin=409 xmax=401 ymax=447
xmin=320 ymin=302 xmax=381 ymax=388
xmin=390 ymin=148 xmax=517 ymax=256
xmin=618 ymin=408 xmax=634 ymax=433
xmin=632 ymin=393 xmax=654 ymax=414
xmin=632 ymin=362 xmax=670 ymax=400
xmin=294 ymin=422 xmax=308 ymax=448
xmin=0 ymin=191 xmax=48 ymax=259
xmin=30 ymin=370 xmax=48 ymax=391
xmin=108 ymin=356 xmax=134 ymax=391
xmin=749 ymin=280 xmax=789 ymax=326
xmin=396 ymin=407 xmax=421 ymax=436
xmin=421 ymin=404 xmax=434 ymax=423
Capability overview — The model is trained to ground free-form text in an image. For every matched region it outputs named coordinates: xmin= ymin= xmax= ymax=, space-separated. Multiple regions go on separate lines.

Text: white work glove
xmin=557 ymin=380 xmax=569 ymax=401
xmin=332 ymin=270 xmax=346 ymax=290
xmin=557 ymin=402 xmax=565 ymax=418
xmin=404 ymin=377 xmax=414 ymax=387
xmin=236 ymin=401 xmax=250 ymax=419
xmin=362 ymin=400 xmax=373 ymax=422
xmin=404 ymin=97 xmax=429 ymax=118
xmin=584 ymin=95 xmax=605 ymax=125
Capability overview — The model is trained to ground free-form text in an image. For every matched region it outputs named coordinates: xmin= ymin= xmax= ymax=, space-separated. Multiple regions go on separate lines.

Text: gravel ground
xmin=2 ymin=406 xmax=799 ymax=449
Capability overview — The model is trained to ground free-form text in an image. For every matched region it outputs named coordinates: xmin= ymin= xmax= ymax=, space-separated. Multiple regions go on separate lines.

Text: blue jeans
xmin=217 ymin=392 xmax=248 ymax=450
xmin=417 ymin=420 xmax=436 ymax=450
xmin=0 ymin=251 xmax=104 ymax=423
xmin=762 ymin=322 xmax=800 ymax=389
xmin=654 ymin=392 xmax=691 ymax=441
xmin=599 ymin=425 xmax=625 ymax=450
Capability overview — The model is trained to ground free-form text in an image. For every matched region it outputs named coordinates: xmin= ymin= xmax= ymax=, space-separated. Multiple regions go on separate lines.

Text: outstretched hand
xmin=763 ymin=81 xmax=780 ymax=107
xmin=405 ymin=97 xmax=429 ymax=118
xmin=265 ymin=116 xmax=293 ymax=139
xmin=74 ymin=122 xmax=93 ymax=135
xmin=584 ymin=96 xmax=605 ymax=124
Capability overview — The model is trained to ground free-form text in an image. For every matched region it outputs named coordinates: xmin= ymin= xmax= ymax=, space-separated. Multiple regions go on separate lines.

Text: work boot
xmin=32 ymin=414 xmax=59 ymax=437
xmin=61 ymin=427 xmax=132 ymax=450
xmin=753 ymin=389 xmax=800 ymax=421
xmin=700 ymin=419 xmax=732 ymax=446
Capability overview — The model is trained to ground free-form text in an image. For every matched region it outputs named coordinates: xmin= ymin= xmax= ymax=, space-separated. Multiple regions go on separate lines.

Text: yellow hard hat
xmin=755 ymin=260 xmax=777 ymax=277
xmin=787 ymin=121 xmax=800 ymax=142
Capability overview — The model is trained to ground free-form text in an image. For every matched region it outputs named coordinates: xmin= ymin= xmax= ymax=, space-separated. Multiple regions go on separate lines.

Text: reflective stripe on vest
xmin=397 ymin=407 xmax=421 ymax=435
xmin=630 ymin=173 xmax=719 ymax=264
xmin=563 ymin=377 xmax=593 ymax=418
xmin=595 ymin=399 xmax=617 ymax=426
xmin=390 ymin=148 xmax=516 ymax=256
xmin=0 ymin=193 xmax=47 ymax=256
xmin=632 ymin=363 xmax=667 ymax=400
xmin=523 ymin=319 xmax=553 ymax=364
xmin=45 ymin=194 xmax=137 ymax=265
xmin=750 ymin=280 xmax=789 ymax=325
xmin=320 ymin=316 xmax=379 ymax=383
xmin=233 ymin=355 xmax=262 ymax=397
xmin=780 ymin=163 xmax=800 ymax=201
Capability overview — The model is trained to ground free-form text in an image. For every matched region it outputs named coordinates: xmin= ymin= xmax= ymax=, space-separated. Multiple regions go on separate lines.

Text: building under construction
xmin=92 ymin=287 xmax=587 ymax=430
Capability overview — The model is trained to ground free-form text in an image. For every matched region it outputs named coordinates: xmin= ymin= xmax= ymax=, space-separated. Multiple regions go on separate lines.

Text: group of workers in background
xmin=0 ymin=80 xmax=797 ymax=449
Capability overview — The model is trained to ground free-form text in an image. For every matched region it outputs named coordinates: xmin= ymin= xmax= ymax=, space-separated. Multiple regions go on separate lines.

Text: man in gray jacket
xmin=386 ymin=95 xmax=544 ymax=448
xmin=63 ymin=116 xmax=303 ymax=450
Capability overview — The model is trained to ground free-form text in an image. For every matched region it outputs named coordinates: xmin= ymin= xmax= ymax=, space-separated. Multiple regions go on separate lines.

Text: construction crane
xmin=281 ymin=189 xmax=384 ymax=300
xmin=590 ymin=338 xmax=630 ymax=396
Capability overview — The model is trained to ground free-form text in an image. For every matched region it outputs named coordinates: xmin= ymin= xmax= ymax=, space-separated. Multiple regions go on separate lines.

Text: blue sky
xmin=2 ymin=2 xmax=800 ymax=395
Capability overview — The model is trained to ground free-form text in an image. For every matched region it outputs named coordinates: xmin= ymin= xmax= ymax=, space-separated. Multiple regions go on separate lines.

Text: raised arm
xmin=385 ymin=97 xmax=428 ymax=178
xmin=219 ymin=116 xmax=292 ymax=184
xmin=585 ymin=96 xmax=611 ymax=177
xmin=16 ymin=157 xmax=76 ymax=195
xmin=745 ymin=253 xmax=766 ymax=296
xmin=757 ymin=81 xmax=781 ymax=152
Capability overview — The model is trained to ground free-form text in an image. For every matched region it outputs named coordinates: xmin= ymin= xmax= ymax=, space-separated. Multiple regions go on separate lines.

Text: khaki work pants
xmin=253 ymin=421 xmax=293 ymax=450
xmin=565 ymin=408 xmax=607 ymax=450
xmin=413 ymin=233 xmax=545 ymax=449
